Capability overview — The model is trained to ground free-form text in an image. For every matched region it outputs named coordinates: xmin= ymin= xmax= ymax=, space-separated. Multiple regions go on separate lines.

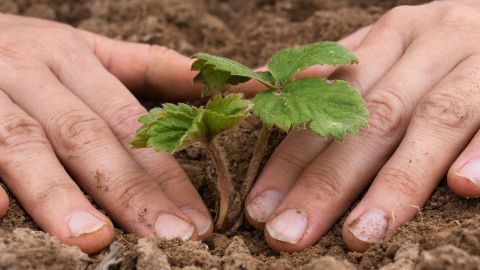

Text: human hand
xmin=244 ymin=0 xmax=480 ymax=252
xmin=0 ymin=13 xmax=213 ymax=253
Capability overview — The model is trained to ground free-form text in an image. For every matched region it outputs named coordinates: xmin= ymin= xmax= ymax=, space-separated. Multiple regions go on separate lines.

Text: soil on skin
xmin=2 ymin=0 xmax=479 ymax=269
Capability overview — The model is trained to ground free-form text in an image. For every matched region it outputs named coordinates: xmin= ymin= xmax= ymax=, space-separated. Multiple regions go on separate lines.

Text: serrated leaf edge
xmin=192 ymin=53 xmax=276 ymax=89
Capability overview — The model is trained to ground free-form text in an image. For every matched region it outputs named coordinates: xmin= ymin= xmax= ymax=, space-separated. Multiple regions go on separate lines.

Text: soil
xmin=2 ymin=0 xmax=479 ymax=269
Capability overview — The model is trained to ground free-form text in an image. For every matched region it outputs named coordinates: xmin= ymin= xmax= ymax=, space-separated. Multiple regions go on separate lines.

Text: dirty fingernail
xmin=155 ymin=213 xmax=194 ymax=240
xmin=456 ymin=159 xmax=480 ymax=186
xmin=247 ymin=190 xmax=284 ymax=223
xmin=266 ymin=208 xmax=307 ymax=244
xmin=181 ymin=208 xmax=212 ymax=236
xmin=348 ymin=209 xmax=388 ymax=243
xmin=68 ymin=211 xmax=106 ymax=237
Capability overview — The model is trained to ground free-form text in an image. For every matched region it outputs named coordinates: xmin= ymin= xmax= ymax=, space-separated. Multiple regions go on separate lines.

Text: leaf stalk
xmin=200 ymin=139 xmax=236 ymax=232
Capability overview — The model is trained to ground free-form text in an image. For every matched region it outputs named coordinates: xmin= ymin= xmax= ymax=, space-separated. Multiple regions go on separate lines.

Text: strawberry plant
xmin=131 ymin=42 xmax=368 ymax=233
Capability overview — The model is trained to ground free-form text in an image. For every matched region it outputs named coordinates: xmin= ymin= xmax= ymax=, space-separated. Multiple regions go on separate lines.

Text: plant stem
xmin=228 ymin=124 xmax=271 ymax=233
xmin=201 ymin=139 xmax=236 ymax=232
xmin=241 ymin=124 xmax=271 ymax=204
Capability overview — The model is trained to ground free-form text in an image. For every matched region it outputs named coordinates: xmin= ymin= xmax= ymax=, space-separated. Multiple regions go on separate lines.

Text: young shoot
xmin=132 ymin=41 xmax=368 ymax=233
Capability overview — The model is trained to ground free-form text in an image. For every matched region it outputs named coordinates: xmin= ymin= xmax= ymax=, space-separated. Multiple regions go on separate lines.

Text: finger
xmin=295 ymin=25 xmax=373 ymax=79
xmin=231 ymin=25 xmax=372 ymax=97
xmin=76 ymin=29 xmax=202 ymax=100
xmin=245 ymin=6 xmax=421 ymax=230
xmin=79 ymin=24 xmax=370 ymax=100
xmin=329 ymin=6 xmax=429 ymax=91
xmin=263 ymin=8 xmax=473 ymax=252
xmin=245 ymin=130 xmax=330 ymax=228
xmin=0 ymin=91 xmax=113 ymax=254
xmin=1 ymin=66 xmax=197 ymax=241
xmin=50 ymin=47 xmax=212 ymax=239
xmin=344 ymin=53 xmax=480 ymax=251
xmin=448 ymin=129 xmax=480 ymax=198
xmin=0 ymin=185 xmax=8 ymax=217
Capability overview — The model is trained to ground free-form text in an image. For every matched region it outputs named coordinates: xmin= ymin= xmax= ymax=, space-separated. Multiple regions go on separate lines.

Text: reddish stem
xmin=201 ymin=140 xmax=235 ymax=232
xmin=241 ymin=124 xmax=271 ymax=203
xmin=228 ymin=124 xmax=271 ymax=232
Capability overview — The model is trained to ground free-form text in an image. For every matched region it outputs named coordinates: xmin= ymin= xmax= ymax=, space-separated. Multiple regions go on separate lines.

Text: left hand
xmin=0 ymin=14 xmax=211 ymax=254
xmin=244 ymin=0 xmax=480 ymax=252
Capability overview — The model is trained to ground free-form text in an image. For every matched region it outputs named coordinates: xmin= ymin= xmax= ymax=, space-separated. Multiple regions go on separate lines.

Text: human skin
xmin=244 ymin=0 xmax=480 ymax=252
xmin=0 ymin=0 xmax=479 ymax=255
xmin=0 ymin=13 xmax=212 ymax=254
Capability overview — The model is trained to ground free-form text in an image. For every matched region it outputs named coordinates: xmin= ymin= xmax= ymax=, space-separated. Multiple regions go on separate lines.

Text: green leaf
xmin=131 ymin=94 xmax=252 ymax=153
xmin=255 ymin=71 xmax=275 ymax=86
xmin=253 ymin=78 xmax=368 ymax=139
xmin=130 ymin=108 xmax=165 ymax=148
xmin=204 ymin=93 xmax=252 ymax=136
xmin=267 ymin=41 xmax=358 ymax=86
xmin=192 ymin=53 xmax=275 ymax=96
xmin=131 ymin=104 xmax=206 ymax=153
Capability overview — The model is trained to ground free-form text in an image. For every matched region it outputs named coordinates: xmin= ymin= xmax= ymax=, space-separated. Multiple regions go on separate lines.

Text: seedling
xmin=131 ymin=42 xmax=368 ymax=232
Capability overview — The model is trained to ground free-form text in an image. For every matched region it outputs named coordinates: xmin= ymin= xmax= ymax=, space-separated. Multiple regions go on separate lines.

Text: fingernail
xmin=155 ymin=213 xmax=194 ymax=240
xmin=456 ymin=159 xmax=480 ymax=186
xmin=68 ymin=211 xmax=106 ymax=237
xmin=247 ymin=190 xmax=284 ymax=223
xmin=266 ymin=208 xmax=307 ymax=244
xmin=348 ymin=209 xmax=388 ymax=243
xmin=181 ymin=208 xmax=212 ymax=236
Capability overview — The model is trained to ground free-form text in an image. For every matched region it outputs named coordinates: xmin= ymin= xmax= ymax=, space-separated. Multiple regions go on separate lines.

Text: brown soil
xmin=2 ymin=0 xmax=479 ymax=269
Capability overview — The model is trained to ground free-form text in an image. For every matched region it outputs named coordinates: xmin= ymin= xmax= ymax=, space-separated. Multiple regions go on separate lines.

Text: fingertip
xmin=244 ymin=208 xmax=264 ymax=231
xmin=181 ymin=208 xmax=213 ymax=241
xmin=341 ymin=208 xmax=390 ymax=252
xmin=0 ymin=187 xmax=9 ymax=217
xmin=63 ymin=213 xmax=115 ymax=254
xmin=244 ymin=190 xmax=264 ymax=230
xmin=199 ymin=226 xmax=213 ymax=241
xmin=447 ymin=167 xmax=480 ymax=199
xmin=146 ymin=45 xmax=202 ymax=100
xmin=263 ymin=208 xmax=311 ymax=253
xmin=264 ymin=229 xmax=306 ymax=253
xmin=244 ymin=189 xmax=284 ymax=231
xmin=341 ymin=219 xmax=371 ymax=252
xmin=153 ymin=212 xmax=199 ymax=242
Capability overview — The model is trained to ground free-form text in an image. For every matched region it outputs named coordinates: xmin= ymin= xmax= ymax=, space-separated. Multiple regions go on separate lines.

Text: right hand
xmin=0 ymin=13 xmax=213 ymax=253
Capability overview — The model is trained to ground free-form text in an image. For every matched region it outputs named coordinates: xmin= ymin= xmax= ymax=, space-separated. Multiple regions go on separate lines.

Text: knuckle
xmin=377 ymin=5 xmax=415 ymax=29
xmin=39 ymin=25 xmax=91 ymax=73
xmin=109 ymin=173 xmax=158 ymax=207
xmin=50 ymin=109 xmax=110 ymax=153
xmin=372 ymin=5 xmax=421 ymax=45
xmin=271 ymin=146 xmax=307 ymax=174
xmin=438 ymin=4 xmax=480 ymax=33
xmin=317 ymin=178 xmax=344 ymax=202
xmin=378 ymin=167 xmax=420 ymax=198
xmin=416 ymin=90 xmax=473 ymax=130
xmin=301 ymin=165 xmax=347 ymax=201
xmin=0 ymin=40 xmax=24 ymax=62
xmin=0 ymin=115 xmax=48 ymax=153
xmin=44 ymin=24 xmax=79 ymax=44
xmin=365 ymin=89 xmax=406 ymax=138
xmin=106 ymin=102 xmax=146 ymax=143
xmin=33 ymin=180 xmax=79 ymax=207
xmin=156 ymin=162 xmax=188 ymax=191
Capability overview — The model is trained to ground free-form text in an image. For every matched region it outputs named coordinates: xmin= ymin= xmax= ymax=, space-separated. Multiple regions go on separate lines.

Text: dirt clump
xmin=417 ymin=245 xmax=480 ymax=270
xmin=0 ymin=228 xmax=88 ymax=270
